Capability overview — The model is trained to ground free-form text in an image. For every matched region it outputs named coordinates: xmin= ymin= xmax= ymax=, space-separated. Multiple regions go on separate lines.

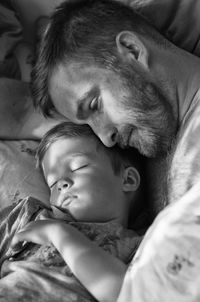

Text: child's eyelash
xmin=49 ymin=181 xmax=57 ymax=189
xmin=73 ymin=164 xmax=89 ymax=172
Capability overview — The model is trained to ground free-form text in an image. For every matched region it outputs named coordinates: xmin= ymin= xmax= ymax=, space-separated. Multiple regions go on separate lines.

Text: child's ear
xmin=122 ymin=167 xmax=140 ymax=192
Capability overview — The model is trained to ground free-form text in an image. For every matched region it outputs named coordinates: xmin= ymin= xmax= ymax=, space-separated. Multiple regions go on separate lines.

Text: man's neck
xmin=151 ymin=44 xmax=200 ymax=127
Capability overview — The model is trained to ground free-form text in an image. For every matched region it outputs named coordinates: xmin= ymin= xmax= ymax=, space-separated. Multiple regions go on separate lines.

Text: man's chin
xmin=131 ymin=142 xmax=158 ymax=158
xmin=138 ymin=144 xmax=164 ymax=158
xmin=129 ymin=135 xmax=172 ymax=158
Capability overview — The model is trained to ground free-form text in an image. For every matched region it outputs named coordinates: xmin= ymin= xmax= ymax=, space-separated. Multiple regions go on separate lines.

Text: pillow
xmin=0 ymin=140 xmax=49 ymax=208
xmin=13 ymin=0 xmax=200 ymax=57
xmin=0 ymin=3 xmax=49 ymax=208
xmin=0 ymin=2 xmax=22 ymax=79
xmin=129 ymin=0 xmax=200 ymax=57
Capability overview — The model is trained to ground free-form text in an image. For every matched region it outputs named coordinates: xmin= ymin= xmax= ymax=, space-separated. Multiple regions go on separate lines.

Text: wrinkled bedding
xmin=1 ymin=1 xmax=200 ymax=302
xmin=117 ymin=181 xmax=200 ymax=302
xmin=0 ymin=1 xmax=49 ymax=208
xmin=0 ymin=1 xmax=22 ymax=79
xmin=0 ymin=197 xmax=141 ymax=302
xmin=0 ymin=140 xmax=49 ymax=208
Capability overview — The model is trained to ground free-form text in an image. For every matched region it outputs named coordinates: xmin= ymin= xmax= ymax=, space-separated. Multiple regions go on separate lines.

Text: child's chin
xmin=51 ymin=205 xmax=76 ymax=221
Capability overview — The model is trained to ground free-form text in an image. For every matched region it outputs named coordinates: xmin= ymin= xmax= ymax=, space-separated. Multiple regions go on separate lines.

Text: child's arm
xmin=12 ymin=220 xmax=127 ymax=302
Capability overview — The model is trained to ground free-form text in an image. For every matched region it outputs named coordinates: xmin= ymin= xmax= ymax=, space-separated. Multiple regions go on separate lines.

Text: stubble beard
xmin=116 ymin=66 xmax=176 ymax=158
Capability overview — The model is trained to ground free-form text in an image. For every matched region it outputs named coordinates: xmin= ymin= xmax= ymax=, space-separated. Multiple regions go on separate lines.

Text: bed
xmin=1 ymin=0 xmax=200 ymax=301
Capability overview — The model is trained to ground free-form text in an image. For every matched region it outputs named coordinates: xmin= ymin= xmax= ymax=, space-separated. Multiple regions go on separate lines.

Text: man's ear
xmin=116 ymin=31 xmax=149 ymax=69
xmin=122 ymin=166 xmax=140 ymax=192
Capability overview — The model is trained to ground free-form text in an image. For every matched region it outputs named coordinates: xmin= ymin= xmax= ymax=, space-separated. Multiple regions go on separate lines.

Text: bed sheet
xmin=128 ymin=0 xmax=200 ymax=57
xmin=0 ymin=2 xmax=22 ymax=79
xmin=0 ymin=140 xmax=49 ymax=208
xmin=0 ymin=2 xmax=49 ymax=208
xmin=12 ymin=0 xmax=200 ymax=57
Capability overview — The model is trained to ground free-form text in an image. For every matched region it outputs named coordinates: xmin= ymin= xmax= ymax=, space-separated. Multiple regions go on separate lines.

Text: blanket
xmin=0 ymin=2 xmax=22 ymax=79
xmin=0 ymin=197 xmax=142 ymax=302
xmin=117 ymin=182 xmax=200 ymax=302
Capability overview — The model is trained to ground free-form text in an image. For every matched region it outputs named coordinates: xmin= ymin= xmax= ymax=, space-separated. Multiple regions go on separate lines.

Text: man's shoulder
xmin=178 ymin=90 xmax=200 ymax=148
xmin=168 ymin=91 xmax=200 ymax=203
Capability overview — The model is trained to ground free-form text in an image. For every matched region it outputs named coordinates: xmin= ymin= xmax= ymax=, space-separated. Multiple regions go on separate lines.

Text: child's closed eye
xmin=72 ymin=164 xmax=89 ymax=172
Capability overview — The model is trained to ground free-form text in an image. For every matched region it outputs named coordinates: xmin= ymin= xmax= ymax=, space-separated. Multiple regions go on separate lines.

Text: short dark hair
xmin=36 ymin=122 xmax=141 ymax=175
xmin=31 ymin=0 xmax=165 ymax=117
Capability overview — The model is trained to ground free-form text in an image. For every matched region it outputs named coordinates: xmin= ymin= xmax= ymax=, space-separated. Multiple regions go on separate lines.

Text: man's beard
xmin=118 ymin=122 xmax=174 ymax=157
xmin=114 ymin=63 xmax=177 ymax=158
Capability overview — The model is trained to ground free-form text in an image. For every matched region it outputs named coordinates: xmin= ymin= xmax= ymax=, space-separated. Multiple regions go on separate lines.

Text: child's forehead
xmin=42 ymin=135 xmax=112 ymax=174
xmin=45 ymin=135 xmax=102 ymax=161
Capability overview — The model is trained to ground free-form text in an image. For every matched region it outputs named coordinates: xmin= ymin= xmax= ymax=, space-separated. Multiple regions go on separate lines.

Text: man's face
xmin=42 ymin=136 xmax=127 ymax=223
xmin=49 ymin=61 xmax=175 ymax=157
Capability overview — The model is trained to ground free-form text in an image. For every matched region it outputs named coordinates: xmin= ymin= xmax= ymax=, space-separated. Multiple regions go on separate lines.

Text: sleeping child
xmin=0 ymin=122 xmax=145 ymax=302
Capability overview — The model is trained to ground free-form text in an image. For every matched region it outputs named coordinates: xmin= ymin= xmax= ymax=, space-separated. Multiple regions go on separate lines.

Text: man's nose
xmin=98 ymin=127 xmax=118 ymax=147
xmin=57 ymin=179 xmax=73 ymax=192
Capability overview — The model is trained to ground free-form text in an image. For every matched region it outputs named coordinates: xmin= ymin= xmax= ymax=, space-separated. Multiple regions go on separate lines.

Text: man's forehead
xmin=48 ymin=61 xmax=105 ymax=120
xmin=50 ymin=59 xmax=111 ymax=86
xmin=49 ymin=62 xmax=98 ymax=96
xmin=49 ymin=62 xmax=78 ymax=88
xmin=48 ymin=64 xmax=92 ymax=111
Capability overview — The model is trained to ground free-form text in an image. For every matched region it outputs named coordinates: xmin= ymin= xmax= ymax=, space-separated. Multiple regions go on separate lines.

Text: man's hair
xmin=36 ymin=122 xmax=141 ymax=175
xmin=31 ymin=0 xmax=166 ymax=117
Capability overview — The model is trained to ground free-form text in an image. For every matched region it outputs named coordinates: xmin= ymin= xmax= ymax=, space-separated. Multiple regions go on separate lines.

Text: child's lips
xmin=61 ymin=195 xmax=77 ymax=207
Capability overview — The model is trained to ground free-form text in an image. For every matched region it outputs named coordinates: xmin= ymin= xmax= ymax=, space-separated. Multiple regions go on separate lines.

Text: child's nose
xmin=57 ymin=179 xmax=73 ymax=191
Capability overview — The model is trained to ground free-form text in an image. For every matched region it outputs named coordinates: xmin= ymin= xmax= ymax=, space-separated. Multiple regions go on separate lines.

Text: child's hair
xmin=36 ymin=122 xmax=142 ymax=175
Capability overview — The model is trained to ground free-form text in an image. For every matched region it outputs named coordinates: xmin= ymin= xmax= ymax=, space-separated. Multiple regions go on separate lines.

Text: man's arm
xmin=117 ymin=181 xmax=200 ymax=302
xmin=0 ymin=78 xmax=65 ymax=139
xmin=12 ymin=219 xmax=127 ymax=302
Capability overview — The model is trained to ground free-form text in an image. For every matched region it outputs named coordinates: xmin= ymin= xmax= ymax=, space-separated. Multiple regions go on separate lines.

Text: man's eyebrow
xmin=76 ymin=86 xmax=99 ymax=120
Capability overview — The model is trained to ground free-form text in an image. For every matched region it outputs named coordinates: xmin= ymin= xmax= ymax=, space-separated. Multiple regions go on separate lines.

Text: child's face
xmin=42 ymin=136 xmax=128 ymax=222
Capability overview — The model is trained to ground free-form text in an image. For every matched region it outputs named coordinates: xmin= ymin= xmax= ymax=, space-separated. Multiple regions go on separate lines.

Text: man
xmin=29 ymin=0 xmax=200 ymax=208
xmin=0 ymin=0 xmax=199 ymax=208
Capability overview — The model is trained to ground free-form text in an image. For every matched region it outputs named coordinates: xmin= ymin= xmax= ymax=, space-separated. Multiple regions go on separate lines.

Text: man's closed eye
xmin=89 ymin=96 xmax=101 ymax=112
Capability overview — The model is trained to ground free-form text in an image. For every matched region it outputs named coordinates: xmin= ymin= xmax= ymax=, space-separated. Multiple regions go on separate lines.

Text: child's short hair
xmin=36 ymin=122 xmax=141 ymax=175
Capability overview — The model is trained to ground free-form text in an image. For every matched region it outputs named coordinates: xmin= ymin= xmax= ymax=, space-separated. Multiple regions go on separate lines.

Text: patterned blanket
xmin=0 ymin=197 xmax=142 ymax=302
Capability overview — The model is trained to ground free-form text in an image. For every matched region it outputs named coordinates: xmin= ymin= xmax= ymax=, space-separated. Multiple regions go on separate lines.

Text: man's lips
xmin=118 ymin=129 xmax=133 ymax=148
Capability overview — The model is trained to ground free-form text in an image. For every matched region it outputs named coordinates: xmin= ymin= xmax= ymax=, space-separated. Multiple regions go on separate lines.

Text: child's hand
xmin=11 ymin=219 xmax=65 ymax=247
